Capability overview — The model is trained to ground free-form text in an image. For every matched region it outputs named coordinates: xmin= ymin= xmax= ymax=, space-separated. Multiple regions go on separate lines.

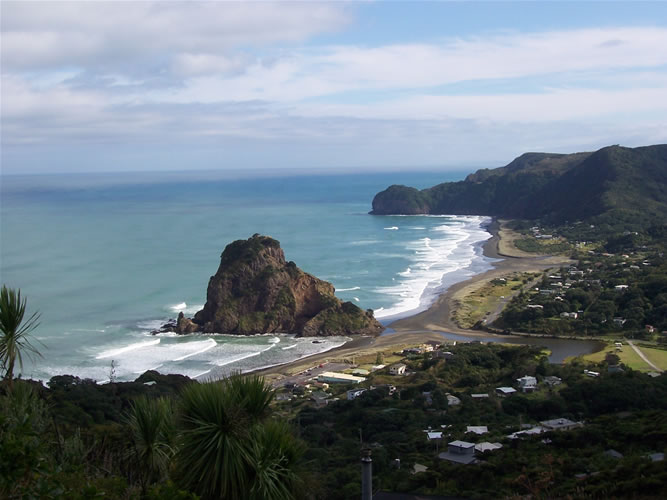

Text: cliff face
xmin=170 ymin=234 xmax=383 ymax=337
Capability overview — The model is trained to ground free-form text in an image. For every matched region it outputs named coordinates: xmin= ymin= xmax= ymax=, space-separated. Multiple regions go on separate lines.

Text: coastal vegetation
xmin=0 ymin=372 xmax=304 ymax=499
xmin=2 ymin=323 xmax=667 ymax=498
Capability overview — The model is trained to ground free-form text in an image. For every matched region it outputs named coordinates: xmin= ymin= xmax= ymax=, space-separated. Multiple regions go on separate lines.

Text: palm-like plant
xmin=0 ymin=286 xmax=41 ymax=390
xmin=248 ymin=419 xmax=305 ymax=500
xmin=126 ymin=396 xmax=175 ymax=492
xmin=173 ymin=374 xmax=303 ymax=500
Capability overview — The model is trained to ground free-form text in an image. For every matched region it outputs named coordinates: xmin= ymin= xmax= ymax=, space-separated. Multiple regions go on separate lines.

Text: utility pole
xmin=361 ymin=448 xmax=372 ymax=500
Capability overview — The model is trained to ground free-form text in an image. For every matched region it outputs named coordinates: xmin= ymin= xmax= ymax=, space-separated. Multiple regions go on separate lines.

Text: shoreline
xmin=256 ymin=218 xmax=574 ymax=380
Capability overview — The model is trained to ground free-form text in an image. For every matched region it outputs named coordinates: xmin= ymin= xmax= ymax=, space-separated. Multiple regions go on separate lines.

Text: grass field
xmin=452 ymin=273 xmax=530 ymax=328
xmin=513 ymin=236 xmax=572 ymax=254
xmin=581 ymin=343 xmax=662 ymax=372
xmin=637 ymin=345 xmax=667 ymax=371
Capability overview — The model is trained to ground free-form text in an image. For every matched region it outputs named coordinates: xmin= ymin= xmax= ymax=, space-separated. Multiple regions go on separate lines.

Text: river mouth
xmin=389 ymin=330 xmax=605 ymax=363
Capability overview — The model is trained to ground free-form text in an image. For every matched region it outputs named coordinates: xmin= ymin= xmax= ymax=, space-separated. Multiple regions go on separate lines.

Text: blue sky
xmin=2 ymin=1 xmax=667 ymax=174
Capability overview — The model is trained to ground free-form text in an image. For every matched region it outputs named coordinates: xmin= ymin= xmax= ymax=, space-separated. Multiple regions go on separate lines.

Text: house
xmin=426 ymin=431 xmax=443 ymax=441
xmin=318 ymin=371 xmax=366 ymax=384
xmin=526 ymin=304 xmax=544 ymax=310
xmin=540 ymin=418 xmax=582 ymax=431
xmin=402 ymin=347 xmax=423 ymax=355
xmin=496 ymin=387 xmax=517 ymax=396
xmin=310 ymin=391 xmax=331 ymax=407
xmin=646 ymin=325 xmax=656 ymax=333
xmin=438 ymin=440 xmax=477 ymax=465
xmin=605 ymin=449 xmax=623 ymax=459
xmin=370 ymin=384 xmax=397 ymax=395
xmin=543 ymin=376 xmax=562 ymax=387
xmin=584 ymin=369 xmax=600 ymax=377
xmin=471 ymin=393 xmax=489 ymax=399
xmin=475 ymin=442 xmax=503 ymax=454
xmin=351 ymin=368 xmax=370 ymax=376
xmin=517 ymin=375 xmax=537 ymax=393
xmin=615 ymin=285 xmax=629 ymax=292
xmin=389 ymin=363 xmax=407 ymax=376
xmin=466 ymin=426 xmax=488 ymax=435
xmin=507 ymin=427 xmax=544 ymax=439
xmin=347 ymin=388 xmax=367 ymax=400
xmin=560 ymin=312 xmax=578 ymax=319
xmin=422 ymin=391 xmax=433 ymax=406
xmin=446 ymin=394 xmax=461 ymax=406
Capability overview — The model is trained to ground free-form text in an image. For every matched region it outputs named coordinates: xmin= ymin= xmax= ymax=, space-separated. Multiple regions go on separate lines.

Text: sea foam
xmin=374 ymin=216 xmax=491 ymax=320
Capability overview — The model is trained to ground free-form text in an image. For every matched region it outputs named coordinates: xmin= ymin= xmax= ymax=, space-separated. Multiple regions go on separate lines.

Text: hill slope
xmin=371 ymin=144 xmax=667 ymax=227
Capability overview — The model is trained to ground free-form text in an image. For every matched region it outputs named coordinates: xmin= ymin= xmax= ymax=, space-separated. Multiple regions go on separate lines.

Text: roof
xmin=412 ymin=463 xmax=429 ymax=474
xmin=446 ymin=394 xmax=461 ymax=405
xmin=438 ymin=451 xmax=477 ymax=465
xmin=448 ymin=440 xmax=475 ymax=448
xmin=318 ymin=371 xmax=365 ymax=383
xmin=466 ymin=426 xmax=489 ymax=435
xmin=540 ymin=418 xmax=580 ymax=430
xmin=605 ymin=449 xmax=623 ymax=459
xmin=427 ymin=432 xmax=443 ymax=440
xmin=507 ymin=427 xmax=544 ymax=439
xmin=471 ymin=393 xmax=489 ymax=398
xmin=475 ymin=442 xmax=503 ymax=453
xmin=496 ymin=386 xmax=517 ymax=394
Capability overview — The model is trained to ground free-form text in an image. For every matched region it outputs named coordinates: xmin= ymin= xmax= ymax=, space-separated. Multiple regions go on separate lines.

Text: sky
xmin=2 ymin=0 xmax=667 ymax=175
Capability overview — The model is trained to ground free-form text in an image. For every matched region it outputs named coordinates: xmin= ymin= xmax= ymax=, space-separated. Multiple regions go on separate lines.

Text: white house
xmin=389 ymin=363 xmax=406 ymax=376
xmin=347 ymin=388 xmax=367 ymax=400
xmin=517 ymin=375 xmax=538 ymax=393
xmin=496 ymin=387 xmax=517 ymax=396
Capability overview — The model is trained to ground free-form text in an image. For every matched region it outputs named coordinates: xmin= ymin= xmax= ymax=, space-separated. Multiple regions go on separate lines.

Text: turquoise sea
xmin=1 ymin=170 xmax=495 ymax=382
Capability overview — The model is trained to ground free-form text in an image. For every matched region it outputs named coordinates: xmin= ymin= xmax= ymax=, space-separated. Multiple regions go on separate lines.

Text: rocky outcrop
xmin=158 ymin=234 xmax=383 ymax=337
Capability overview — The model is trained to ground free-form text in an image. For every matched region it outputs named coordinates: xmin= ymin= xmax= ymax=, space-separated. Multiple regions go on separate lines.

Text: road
xmin=626 ymin=340 xmax=663 ymax=372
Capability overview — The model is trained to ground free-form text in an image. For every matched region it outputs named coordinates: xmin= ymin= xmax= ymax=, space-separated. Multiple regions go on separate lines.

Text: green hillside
xmin=371 ymin=144 xmax=667 ymax=228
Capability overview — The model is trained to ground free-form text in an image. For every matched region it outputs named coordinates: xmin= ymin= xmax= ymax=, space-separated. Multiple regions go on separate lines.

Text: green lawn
xmin=583 ymin=344 xmax=653 ymax=371
xmin=638 ymin=346 xmax=667 ymax=371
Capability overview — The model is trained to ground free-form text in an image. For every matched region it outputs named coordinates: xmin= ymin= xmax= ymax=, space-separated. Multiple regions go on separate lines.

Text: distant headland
xmin=371 ymin=144 xmax=667 ymax=228
xmin=156 ymin=234 xmax=383 ymax=337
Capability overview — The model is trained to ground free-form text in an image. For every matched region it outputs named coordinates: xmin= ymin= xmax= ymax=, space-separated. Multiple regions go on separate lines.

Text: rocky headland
xmin=156 ymin=234 xmax=384 ymax=337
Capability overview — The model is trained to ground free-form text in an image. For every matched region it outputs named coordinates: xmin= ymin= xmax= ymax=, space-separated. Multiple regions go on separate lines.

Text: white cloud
xmin=1 ymin=1 xmax=350 ymax=72
xmin=2 ymin=2 xmax=666 ymax=172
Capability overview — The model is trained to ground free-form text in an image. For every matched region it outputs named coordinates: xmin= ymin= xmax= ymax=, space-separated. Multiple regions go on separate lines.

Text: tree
xmin=173 ymin=375 xmax=303 ymax=500
xmin=126 ymin=396 xmax=175 ymax=493
xmin=0 ymin=286 xmax=41 ymax=390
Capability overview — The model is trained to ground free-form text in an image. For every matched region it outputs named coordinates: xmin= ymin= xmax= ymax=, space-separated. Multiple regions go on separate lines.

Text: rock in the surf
xmin=159 ymin=234 xmax=383 ymax=337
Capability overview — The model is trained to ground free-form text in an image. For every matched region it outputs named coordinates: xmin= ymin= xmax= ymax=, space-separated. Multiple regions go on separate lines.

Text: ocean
xmin=0 ymin=170 xmax=495 ymax=382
